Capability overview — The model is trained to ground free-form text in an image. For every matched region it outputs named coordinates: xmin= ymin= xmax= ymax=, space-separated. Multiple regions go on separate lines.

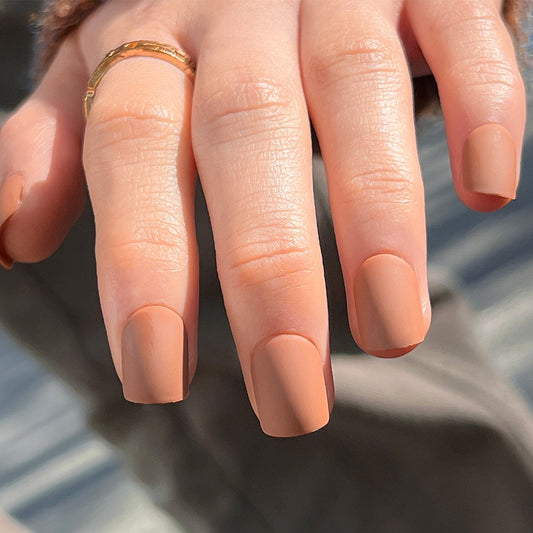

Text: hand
xmin=0 ymin=0 xmax=525 ymax=436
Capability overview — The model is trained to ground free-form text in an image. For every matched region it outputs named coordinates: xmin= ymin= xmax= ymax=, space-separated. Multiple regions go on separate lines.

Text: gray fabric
xmin=2 ymin=157 xmax=533 ymax=532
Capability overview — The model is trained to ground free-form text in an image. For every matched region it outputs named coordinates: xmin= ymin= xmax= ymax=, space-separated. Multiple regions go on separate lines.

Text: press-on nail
xmin=462 ymin=124 xmax=517 ymax=200
xmin=121 ymin=305 xmax=188 ymax=403
xmin=251 ymin=334 xmax=329 ymax=437
xmin=0 ymin=174 xmax=24 ymax=269
xmin=353 ymin=254 xmax=425 ymax=355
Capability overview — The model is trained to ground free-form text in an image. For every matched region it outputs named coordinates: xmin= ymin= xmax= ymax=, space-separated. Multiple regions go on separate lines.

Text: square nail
xmin=353 ymin=254 xmax=425 ymax=355
xmin=251 ymin=334 xmax=329 ymax=437
xmin=121 ymin=305 xmax=188 ymax=403
xmin=462 ymin=123 xmax=517 ymax=200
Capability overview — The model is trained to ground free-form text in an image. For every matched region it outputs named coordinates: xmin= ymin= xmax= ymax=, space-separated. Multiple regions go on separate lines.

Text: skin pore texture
xmin=0 ymin=0 xmax=526 ymax=436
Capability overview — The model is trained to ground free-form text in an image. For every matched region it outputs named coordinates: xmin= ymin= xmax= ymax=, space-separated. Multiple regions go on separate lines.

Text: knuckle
xmin=84 ymin=104 xmax=180 ymax=169
xmin=450 ymin=57 xmax=523 ymax=100
xmin=87 ymin=100 xmax=179 ymax=150
xmin=436 ymin=2 xmax=498 ymax=35
xmin=195 ymin=72 xmax=297 ymax=134
xmin=434 ymin=3 xmax=523 ymax=96
xmin=221 ymin=223 xmax=317 ymax=289
xmin=101 ymin=212 xmax=189 ymax=273
xmin=308 ymin=30 xmax=403 ymax=89
xmin=337 ymin=166 xmax=420 ymax=212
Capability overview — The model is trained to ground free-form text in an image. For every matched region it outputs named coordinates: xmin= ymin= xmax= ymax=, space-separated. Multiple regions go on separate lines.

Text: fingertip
xmin=0 ymin=33 xmax=88 ymax=267
xmin=459 ymin=191 xmax=513 ymax=213
xmin=0 ymin=102 xmax=85 ymax=265
xmin=365 ymin=341 xmax=423 ymax=359
xmin=0 ymin=173 xmax=24 ymax=269
xmin=2 ymin=177 xmax=86 ymax=265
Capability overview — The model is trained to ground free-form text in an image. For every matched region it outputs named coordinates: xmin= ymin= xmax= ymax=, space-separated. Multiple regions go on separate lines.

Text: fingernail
xmin=251 ymin=334 xmax=329 ymax=437
xmin=121 ymin=305 xmax=188 ymax=403
xmin=0 ymin=173 xmax=24 ymax=270
xmin=353 ymin=254 xmax=425 ymax=356
xmin=462 ymin=124 xmax=517 ymax=200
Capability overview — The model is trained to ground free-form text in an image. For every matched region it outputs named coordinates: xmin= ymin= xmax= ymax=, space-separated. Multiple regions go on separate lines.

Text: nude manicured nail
xmin=121 ymin=305 xmax=188 ymax=403
xmin=251 ymin=334 xmax=329 ymax=437
xmin=353 ymin=254 xmax=425 ymax=355
xmin=0 ymin=174 xmax=24 ymax=269
xmin=462 ymin=124 xmax=517 ymax=200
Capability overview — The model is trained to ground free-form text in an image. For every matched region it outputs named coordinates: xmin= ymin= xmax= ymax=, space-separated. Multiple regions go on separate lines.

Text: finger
xmin=407 ymin=0 xmax=526 ymax=212
xmin=192 ymin=2 xmax=332 ymax=437
xmin=301 ymin=0 xmax=430 ymax=357
xmin=0 ymin=37 xmax=86 ymax=268
xmin=82 ymin=31 xmax=198 ymax=403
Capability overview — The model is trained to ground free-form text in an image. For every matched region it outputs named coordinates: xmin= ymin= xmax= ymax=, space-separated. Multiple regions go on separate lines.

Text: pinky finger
xmin=0 ymin=36 xmax=87 ymax=268
xmin=408 ymin=0 xmax=526 ymax=212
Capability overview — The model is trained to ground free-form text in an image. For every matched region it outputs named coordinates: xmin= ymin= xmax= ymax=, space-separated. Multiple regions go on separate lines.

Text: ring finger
xmin=79 ymin=5 xmax=198 ymax=403
xmin=302 ymin=0 xmax=430 ymax=357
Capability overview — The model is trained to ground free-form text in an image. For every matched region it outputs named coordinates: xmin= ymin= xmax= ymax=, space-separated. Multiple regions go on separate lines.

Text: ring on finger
xmin=83 ymin=40 xmax=196 ymax=118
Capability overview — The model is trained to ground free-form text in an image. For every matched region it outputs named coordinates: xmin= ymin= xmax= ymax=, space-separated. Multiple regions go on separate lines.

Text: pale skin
xmin=0 ymin=0 xmax=525 ymax=436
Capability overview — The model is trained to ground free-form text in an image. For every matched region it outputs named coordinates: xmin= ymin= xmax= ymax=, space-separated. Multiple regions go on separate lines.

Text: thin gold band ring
xmin=84 ymin=40 xmax=196 ymax=118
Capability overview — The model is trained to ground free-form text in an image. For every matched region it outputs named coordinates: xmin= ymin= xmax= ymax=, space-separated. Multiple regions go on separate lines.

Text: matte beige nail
xmin=462 ymin=123 xmax=517 ymax=200
xmin=353 ymin=254 xmax=425 ymax=355
xmin=121 ymin=305 xmax=188 ymax=403
xmin=0 ymin=174 xmax=24 ymax=270
xmin=251 ymin=334 xmax=329 ymax=437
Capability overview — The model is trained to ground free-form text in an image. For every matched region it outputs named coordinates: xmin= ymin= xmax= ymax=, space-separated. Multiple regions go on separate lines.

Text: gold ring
xmin=84 ymin=40 xmax=196 ymax=118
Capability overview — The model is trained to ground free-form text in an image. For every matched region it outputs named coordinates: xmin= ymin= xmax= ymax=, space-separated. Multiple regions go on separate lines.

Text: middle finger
xmin=193 ymin=0 xmax=332 ymax=437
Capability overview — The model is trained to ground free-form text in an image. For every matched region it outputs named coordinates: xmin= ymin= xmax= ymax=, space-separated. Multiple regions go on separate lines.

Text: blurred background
xmin=0 ymin=1 xmax=532 ymax=532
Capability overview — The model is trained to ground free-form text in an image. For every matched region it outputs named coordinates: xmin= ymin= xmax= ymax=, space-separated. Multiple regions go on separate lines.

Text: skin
xmin=0 ymin=0 xmax=525 ymax=434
